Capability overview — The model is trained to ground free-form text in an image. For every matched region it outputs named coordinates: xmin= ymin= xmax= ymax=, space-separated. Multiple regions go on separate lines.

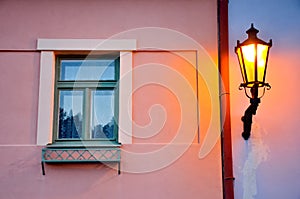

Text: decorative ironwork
xmin=235 ymin=24 xmax=272 ymax=140
xmin=41 ymin=147 xmax=121 ymax=175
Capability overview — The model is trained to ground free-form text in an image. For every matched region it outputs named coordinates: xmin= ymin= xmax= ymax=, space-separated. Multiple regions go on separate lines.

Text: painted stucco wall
xmin=0 ymin=1 xmax=223 ymax=199
xmin=229 ymin=0 xmax=300 ymax=198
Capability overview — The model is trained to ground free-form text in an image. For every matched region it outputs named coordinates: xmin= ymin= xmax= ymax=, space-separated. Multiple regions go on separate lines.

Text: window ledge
xmin=41 ymin=144 xmax=121 ymax=175
xmin=46 ymin=140 xmax=121 ymax=148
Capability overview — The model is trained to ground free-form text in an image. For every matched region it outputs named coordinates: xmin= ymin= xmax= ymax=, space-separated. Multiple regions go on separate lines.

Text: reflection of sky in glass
xmin=91 ymin=90 xmax=114 ymax=128
xmin=59 ymin=90 xmax=83 ymax=116
xmin=60 ymin=60 xmax=115 ymax=81
xmin=58 ymin=57 xmax=118 ymax=140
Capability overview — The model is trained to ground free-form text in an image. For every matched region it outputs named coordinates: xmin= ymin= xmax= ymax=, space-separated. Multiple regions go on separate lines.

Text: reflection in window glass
xmin=55 ymin=55 xmax=119 ymax=143
xmin=60 ymin=60 xmax=115 ymax=81
xmin=91 ymin=90 xmax=115 ymax=139
xmin=58 ymin=90 xmax=83 ymax=139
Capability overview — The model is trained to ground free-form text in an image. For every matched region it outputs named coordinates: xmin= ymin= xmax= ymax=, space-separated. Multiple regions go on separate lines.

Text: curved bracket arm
xmin=241 ymin=98 xmax=260 ymax=140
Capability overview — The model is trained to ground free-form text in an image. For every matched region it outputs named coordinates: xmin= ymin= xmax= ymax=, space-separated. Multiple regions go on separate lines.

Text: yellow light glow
xmin=257 ymin=44 xmax=268 ymax=82
xmin=237 ymin=48 xmax=246 ymax=83
xmin=242 ymin=44 xmax=255 ymax=63
xmin=241 ymin=44 xmax=255 ymax=83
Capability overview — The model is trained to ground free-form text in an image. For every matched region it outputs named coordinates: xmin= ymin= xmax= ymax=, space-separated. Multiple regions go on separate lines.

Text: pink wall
xmin=229 ymin=1 xmax=300 ymax=198
xmin=0 ymin=0 xmax=217 ymax=55
xmin=230 ymin=50 xmax=300 ymax=199
xmin=133 ymin=51 xmax=197 ymax=144
xmin=0 ymin=1 xmax=223 ymax=199
xmin=0 ymin=52 xmax=40 ymax=145
xmin=0 ymin=145 xmax=222 ymax=199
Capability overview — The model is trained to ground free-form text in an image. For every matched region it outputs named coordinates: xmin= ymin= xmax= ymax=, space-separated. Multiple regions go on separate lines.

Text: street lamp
xmin=235 ymin=23 xmax=272 ymax=140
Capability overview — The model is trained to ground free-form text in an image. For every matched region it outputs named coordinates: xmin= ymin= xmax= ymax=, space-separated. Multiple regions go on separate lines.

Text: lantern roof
xmin=236 ymin=23 xmax=272 ymax=47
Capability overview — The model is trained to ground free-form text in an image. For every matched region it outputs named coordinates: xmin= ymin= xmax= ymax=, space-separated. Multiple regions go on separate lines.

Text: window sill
xmin=47 ymin=140 xmax=121 ymax=148
xmin=41 ymin=142 xmax=121 ymax=175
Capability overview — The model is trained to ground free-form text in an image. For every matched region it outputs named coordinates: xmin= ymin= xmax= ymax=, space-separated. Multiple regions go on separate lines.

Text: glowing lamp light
xmin=235 ymin=24 xmax=272 ymax=140
xmin=235 ymin=23 xmax=272 ymax=91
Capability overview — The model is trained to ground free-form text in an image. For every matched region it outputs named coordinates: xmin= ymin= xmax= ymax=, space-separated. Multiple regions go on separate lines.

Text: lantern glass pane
xmin=237 ymin=48 xmax=246 ymax=83
xmin=241 ymin=44 xmax=255 ymax=84
xmin=257 ymin=44 xmax=269 ymax=83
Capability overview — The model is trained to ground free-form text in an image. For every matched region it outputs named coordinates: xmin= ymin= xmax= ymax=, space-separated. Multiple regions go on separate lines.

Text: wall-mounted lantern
xmin=235 ymin=23 xmax=272 ymax=140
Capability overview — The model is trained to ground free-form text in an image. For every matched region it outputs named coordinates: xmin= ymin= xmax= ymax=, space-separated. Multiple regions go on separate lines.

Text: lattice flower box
xmin=41 ymin=147 xmax=121 ymax=175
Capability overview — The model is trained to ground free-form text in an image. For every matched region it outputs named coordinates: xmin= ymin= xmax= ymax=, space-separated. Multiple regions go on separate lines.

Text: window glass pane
xmin=58 ymin=90 xmax=83 ymax=139
xmin=91 ymin=90 xmax=115 ymax=139
xmin=60 ymin=59 xmax=116 ymax=81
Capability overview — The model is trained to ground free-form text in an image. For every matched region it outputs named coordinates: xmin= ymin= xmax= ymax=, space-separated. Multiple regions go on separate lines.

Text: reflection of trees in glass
xmin=92 ymin=118 xmax=114 ymax=139
xmin=58 ymin=108 xmax=82 ymax=139
xmin=59 ymin=108 xmax=114 ymax=139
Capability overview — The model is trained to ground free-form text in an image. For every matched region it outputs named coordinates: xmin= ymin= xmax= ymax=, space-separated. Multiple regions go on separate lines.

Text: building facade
xmin=0 ymin=1 xmax=232 ymax=199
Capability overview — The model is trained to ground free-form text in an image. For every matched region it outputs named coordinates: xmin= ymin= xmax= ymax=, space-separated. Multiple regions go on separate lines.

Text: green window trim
xmin=52 ymin=53 xmax=120 ymax=146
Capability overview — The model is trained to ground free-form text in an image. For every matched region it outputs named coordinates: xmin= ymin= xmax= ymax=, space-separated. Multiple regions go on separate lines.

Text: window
xmin=36 ymin=39 xmax=134 ymax=145
xmin=53 ymin=54 xmax=120 ymax=144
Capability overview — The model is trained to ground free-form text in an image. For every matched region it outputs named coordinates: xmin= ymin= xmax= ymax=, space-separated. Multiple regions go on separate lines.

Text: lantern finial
xmin=246 ymin=23 xmax=259 ymax=39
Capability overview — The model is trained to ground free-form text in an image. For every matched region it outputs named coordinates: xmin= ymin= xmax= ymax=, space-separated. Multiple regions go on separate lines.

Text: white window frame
xmin=36 ymin=39 xmax=136 ymax=145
